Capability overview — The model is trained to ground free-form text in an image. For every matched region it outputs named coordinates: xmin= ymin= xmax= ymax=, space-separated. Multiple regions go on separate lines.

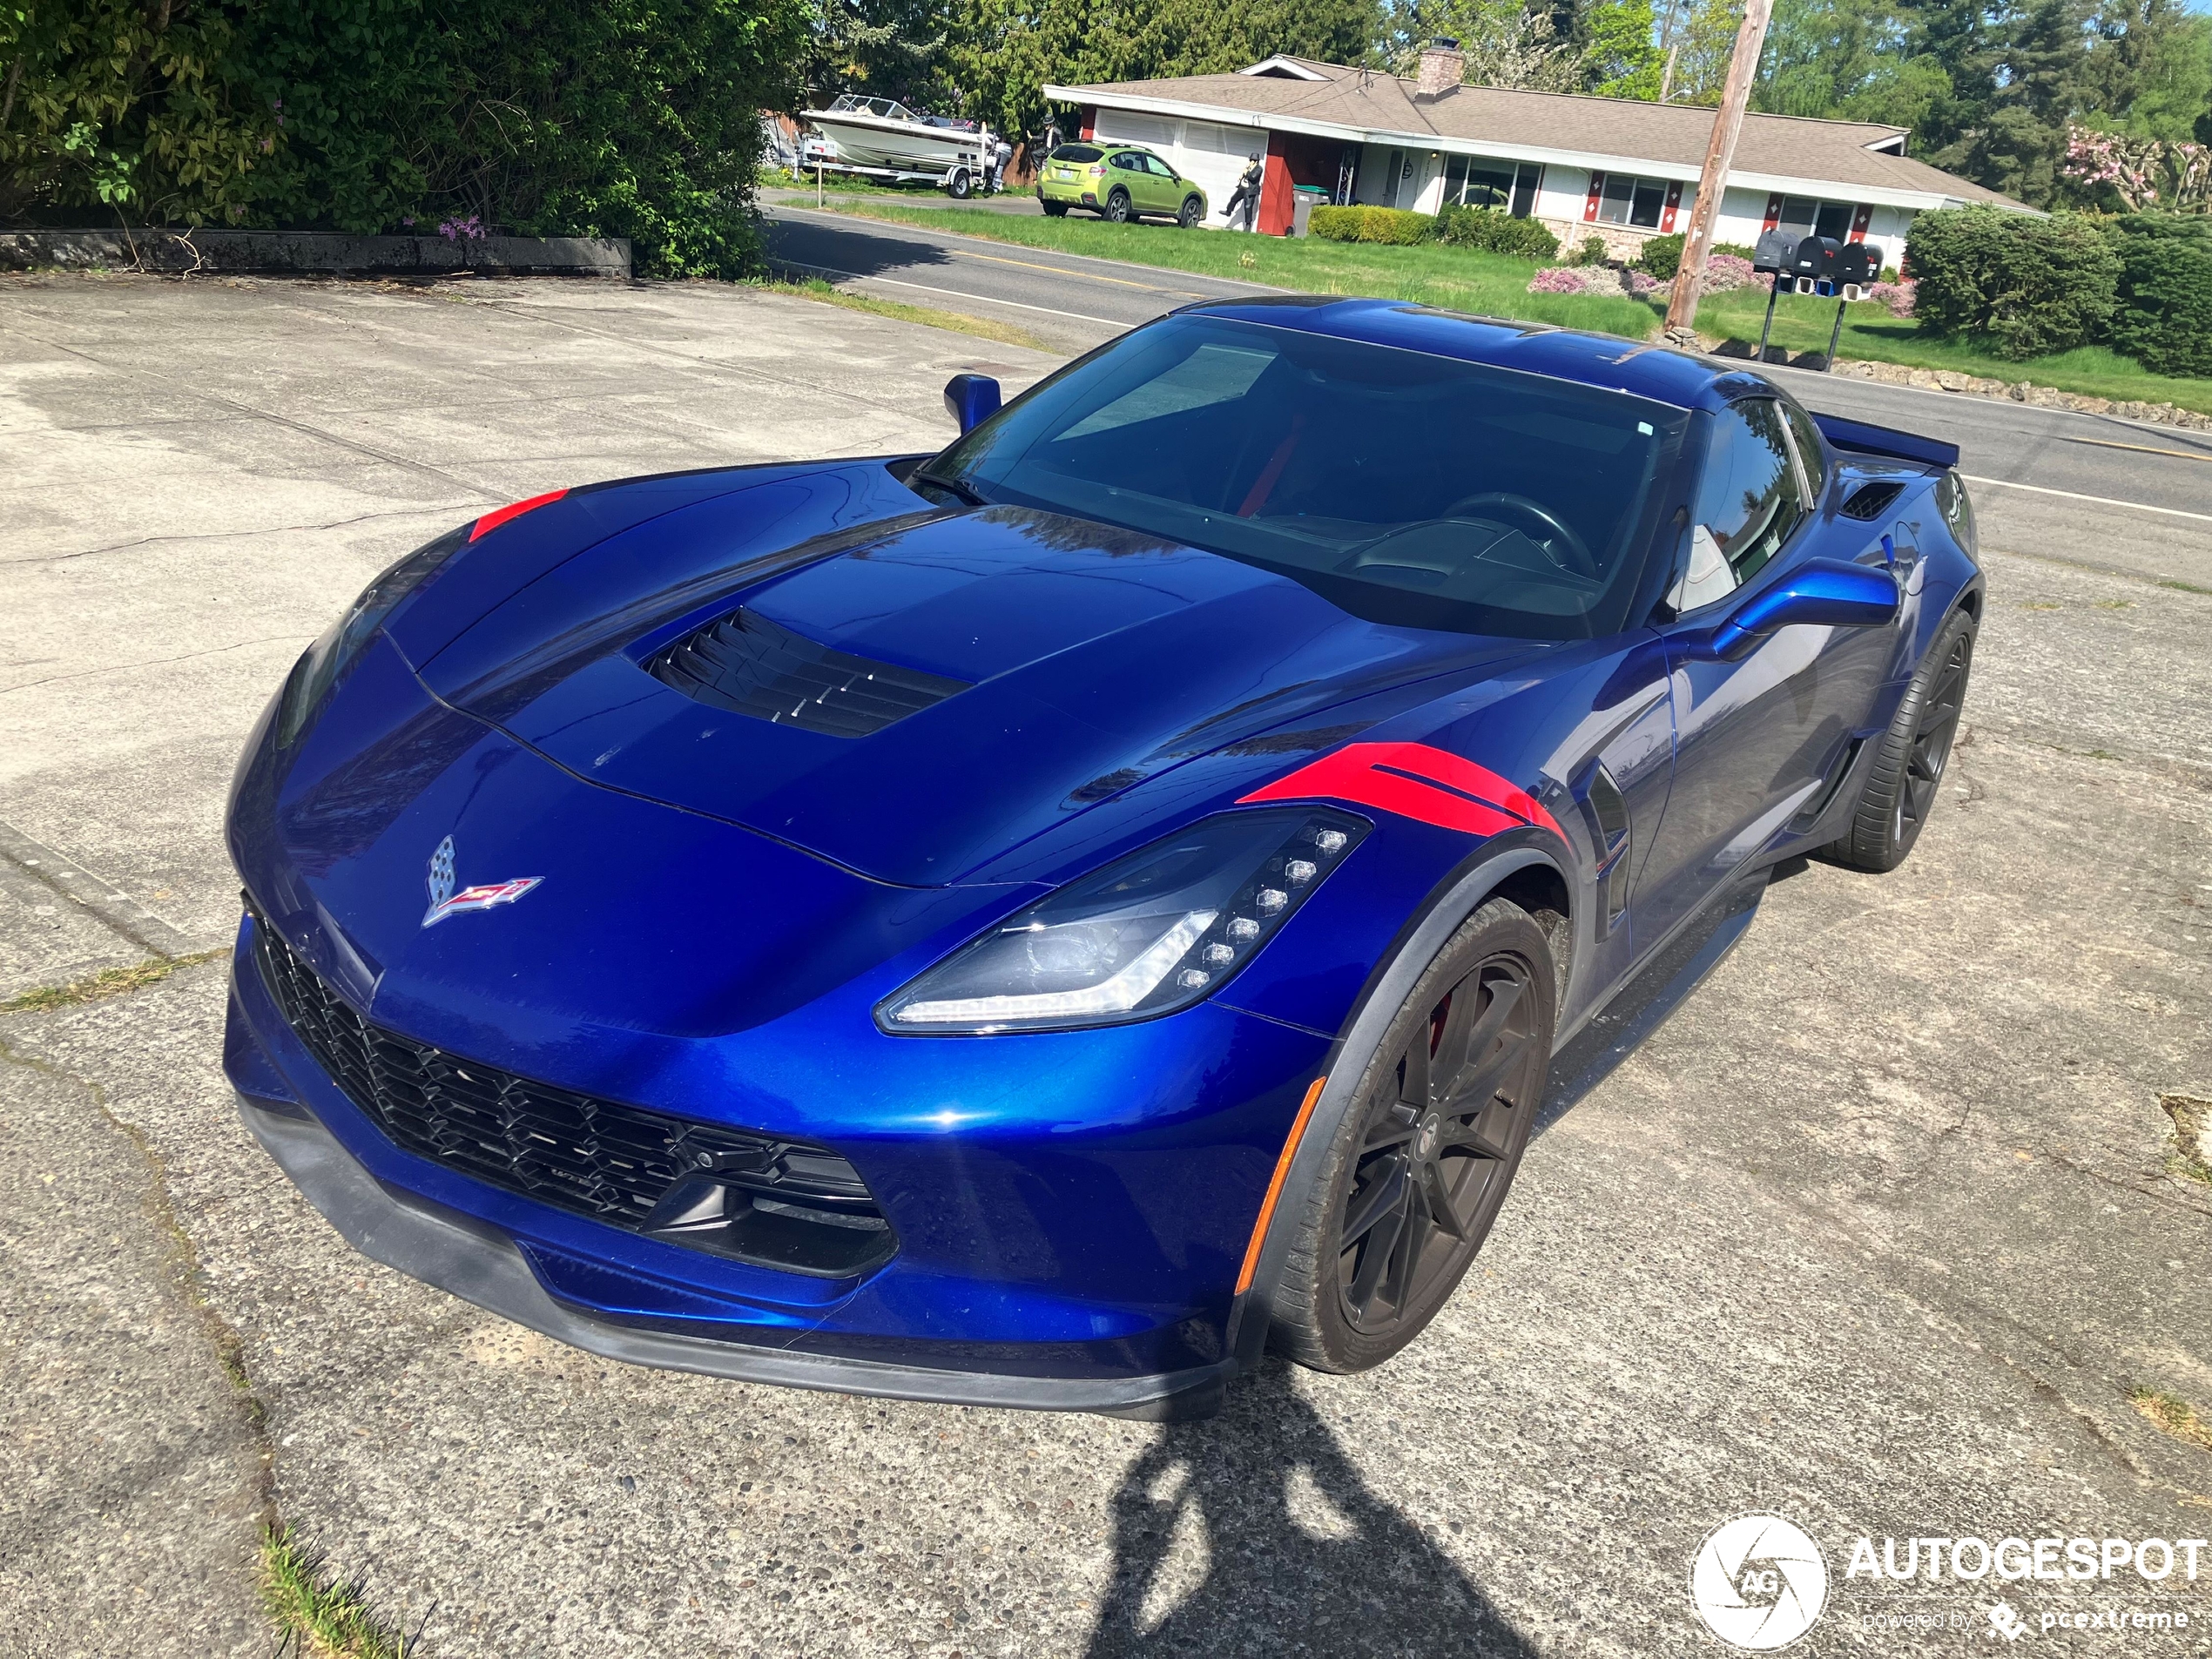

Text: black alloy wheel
xmin=1104 ymin=187 xmax=1133 ymax=223
xmin=1270 ymin=898 xmax=1555 ymax=1373
xmin=1826 ymin=604 xmax=1977 ymax=873
xmin=1177 ymin=195 xmax=1203 ymax=228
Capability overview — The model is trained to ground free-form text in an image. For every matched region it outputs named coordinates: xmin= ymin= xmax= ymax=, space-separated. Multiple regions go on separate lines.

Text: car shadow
xmin=1083 ymin=1362 xmax=1535 ymax=1657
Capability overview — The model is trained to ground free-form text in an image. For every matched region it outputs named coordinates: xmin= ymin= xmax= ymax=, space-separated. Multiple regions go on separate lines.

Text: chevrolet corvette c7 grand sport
xmin=225 ymin=299 xmax=1980 ymax=1419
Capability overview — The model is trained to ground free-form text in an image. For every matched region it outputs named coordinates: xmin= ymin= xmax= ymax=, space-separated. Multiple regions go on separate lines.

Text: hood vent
xmin=644 ymin=607 xmax=969 ymax=738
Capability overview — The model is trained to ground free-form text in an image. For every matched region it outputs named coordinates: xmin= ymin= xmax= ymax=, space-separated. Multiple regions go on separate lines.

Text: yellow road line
xmin=2061 ymin=433 xmax=2212 ymax=463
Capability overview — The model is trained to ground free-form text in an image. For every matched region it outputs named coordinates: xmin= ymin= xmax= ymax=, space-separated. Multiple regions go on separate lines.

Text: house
xmin=1043 ymin=44 xmax=2022 ymax=265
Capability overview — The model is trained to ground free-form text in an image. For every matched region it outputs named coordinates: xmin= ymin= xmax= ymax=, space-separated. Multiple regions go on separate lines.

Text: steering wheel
xmin=1443 ymin=491 xmax=1600 ymax=579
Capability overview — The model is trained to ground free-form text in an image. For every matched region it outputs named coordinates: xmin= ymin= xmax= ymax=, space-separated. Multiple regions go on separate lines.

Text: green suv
xmin=1036 ymin=143 xmax=1209 ymax=227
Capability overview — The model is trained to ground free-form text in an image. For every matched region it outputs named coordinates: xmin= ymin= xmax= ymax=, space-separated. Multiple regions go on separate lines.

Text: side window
xmin=1149 ymin=155 xmax=1177 ymax=179
xmin=1671 ymin=400 xmax=1805 ymax=612
xmin=1779 ymin=401 xmax=1828 ymax=502
xmin=1112 ymin=152 xmax=1139 ymax=172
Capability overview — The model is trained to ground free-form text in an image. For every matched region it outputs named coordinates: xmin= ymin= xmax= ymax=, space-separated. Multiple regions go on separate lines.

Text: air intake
xmin=644 ymin=607 xmax=968 ymax=738
xmin=251 ymin=914 xmax=894 ymax=1277
xmin=1838 ymin=480 xmax=1906 ymax=522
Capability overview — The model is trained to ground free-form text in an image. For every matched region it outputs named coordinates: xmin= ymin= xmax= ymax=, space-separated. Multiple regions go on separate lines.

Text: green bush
xmin=1569 ymin=234 xmax=1609 ymax=266
xmin=2107 ymin=214 xmax=2212 ymax=378
xmin=0 ymin=0 xmax=806 ymax=278
xmin=1428 ymin=204 xmax=1559 ymax=260
xmin=1635 ymin=233 xmax=1684 ymax=280
xmin=1905 ymin=206 xmax=2121 ymax=361
xmin=1308 ymin=204 xmax=1429 ymax=245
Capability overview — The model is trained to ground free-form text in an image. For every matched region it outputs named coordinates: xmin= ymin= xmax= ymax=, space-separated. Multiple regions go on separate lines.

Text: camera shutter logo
xmin=1690 ymin=1514 xmax=1829 ymax=1650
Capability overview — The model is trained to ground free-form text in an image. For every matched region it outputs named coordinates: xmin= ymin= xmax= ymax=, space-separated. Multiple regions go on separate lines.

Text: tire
xmin=1042 ymin=199 xmax=1068 ymax=217
xmin=947 ymin=169 xmax=973 ymax=199
xmin=1824 ymin=604 xmax=1976 ymax=873
xmin=1269 ymin=898 xmax=1556 ymax=1374
xmin=1104 ymin=188 xmax=1132 ymax=224
xmin=1177 ymin=195 xmax=1203 ymax=229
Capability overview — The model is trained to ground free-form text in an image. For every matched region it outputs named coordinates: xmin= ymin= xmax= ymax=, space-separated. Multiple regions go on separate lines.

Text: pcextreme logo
xmin=1691 ymin=1514 xmax=1830 ymax=1650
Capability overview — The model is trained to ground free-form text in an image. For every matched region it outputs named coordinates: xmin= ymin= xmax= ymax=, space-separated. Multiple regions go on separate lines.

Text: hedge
xmin=1429 ymin=204 xmax=1558 ymax=260
xmin=0 ymin=0 xmax=807 ymax=279
xmin=1905 ymin=206 xmax=2120 ymax=361
xmin=2108 ymin=214 xmax=2212 ymax=379
xmin=1308 ymin=205 xmax=1429 ymax=245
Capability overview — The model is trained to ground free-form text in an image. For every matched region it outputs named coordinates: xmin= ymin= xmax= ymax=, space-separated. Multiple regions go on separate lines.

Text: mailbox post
xmin=1750 ymin=233 xmax=1884 ymax=369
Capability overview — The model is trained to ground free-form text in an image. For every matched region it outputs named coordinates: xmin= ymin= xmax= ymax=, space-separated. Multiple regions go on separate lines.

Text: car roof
xmin=1173 ymin=296 xmax=1762 ymax=413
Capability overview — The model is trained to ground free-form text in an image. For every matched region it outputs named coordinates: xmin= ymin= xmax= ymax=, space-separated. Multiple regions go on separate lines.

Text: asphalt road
xmin=3 ymin=272 xmax=2208 ymax=1659
xmin=763 ymin=203 xmax=2212 ymax=588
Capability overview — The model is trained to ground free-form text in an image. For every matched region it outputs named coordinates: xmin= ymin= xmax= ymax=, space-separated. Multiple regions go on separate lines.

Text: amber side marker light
xmin=469 ymin=487 xmax=568 ymax=542
xmin=1235 ymin=1074 xmax=1329 ymax=1294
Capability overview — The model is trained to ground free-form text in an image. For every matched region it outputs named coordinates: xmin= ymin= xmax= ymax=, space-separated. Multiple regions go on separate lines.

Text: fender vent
xmin=1838 ymin=480 xmax=1905 ymax=521
xmin=644 ymin=607 xmax=969 ymax=738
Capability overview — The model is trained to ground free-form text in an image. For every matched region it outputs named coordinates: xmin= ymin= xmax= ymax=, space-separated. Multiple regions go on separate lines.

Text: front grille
xmin=251 ymin=914 xmax=894 ymax=1277
xmin=643 ymin=606 xmax=968 ymax=738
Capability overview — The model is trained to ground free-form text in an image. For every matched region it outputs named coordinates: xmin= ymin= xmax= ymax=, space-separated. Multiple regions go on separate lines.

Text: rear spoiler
xmin=1811 ymin=412 xmax=1960 ymax=472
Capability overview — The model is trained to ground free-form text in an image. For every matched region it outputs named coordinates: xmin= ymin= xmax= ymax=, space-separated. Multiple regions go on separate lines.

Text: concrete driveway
xmin=2 ymin=272 xmax=2207 ymax=1658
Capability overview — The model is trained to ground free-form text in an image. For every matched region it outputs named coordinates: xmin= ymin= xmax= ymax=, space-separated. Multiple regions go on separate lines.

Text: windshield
xmin=925 ymin=315 xmax=1686 ymax=638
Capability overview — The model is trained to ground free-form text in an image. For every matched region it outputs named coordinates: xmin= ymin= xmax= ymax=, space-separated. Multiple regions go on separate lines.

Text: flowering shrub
xmin=1865 ymin=279 xmax=1916 ymax=319
xmin=439 ymin=214 xmax=485 ymax=242
xmin=1626 ymin=269 xmax=1662 ymax=297
xmin=1701 ymin=253 xmax=1757 ymax=292
xmin=1527 ymin=266 xmax=1595 ymax=293
xmin=2062 ymin=126 xmax=2211 ymax=213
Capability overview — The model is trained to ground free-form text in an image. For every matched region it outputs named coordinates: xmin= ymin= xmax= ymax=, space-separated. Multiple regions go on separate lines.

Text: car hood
xmin=413 ymin=479 xmax=1532 ymax=886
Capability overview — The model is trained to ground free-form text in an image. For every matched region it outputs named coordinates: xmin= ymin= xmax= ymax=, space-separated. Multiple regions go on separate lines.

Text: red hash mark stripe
xmin=1238 ymin=742 xmax=1564 ymax=840
xmin=469 ymin=488 xmax=569 ymax=542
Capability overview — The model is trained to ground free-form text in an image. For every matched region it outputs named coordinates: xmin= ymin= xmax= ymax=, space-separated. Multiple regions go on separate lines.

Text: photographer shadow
xmin=1085 ymin=1362 xmax=1534 ymax=1657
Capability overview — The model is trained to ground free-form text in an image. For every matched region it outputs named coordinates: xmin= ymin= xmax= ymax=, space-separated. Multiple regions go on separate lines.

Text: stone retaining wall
xmin=1831 ymin=356 xmax=2209 ymax=431
xmin=0 ymin=227 xmax=630 ymax=279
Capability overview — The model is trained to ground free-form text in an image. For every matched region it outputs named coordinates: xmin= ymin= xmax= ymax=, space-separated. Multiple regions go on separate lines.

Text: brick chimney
xmin=1417 ymin=37 xmax=1464 ymax=98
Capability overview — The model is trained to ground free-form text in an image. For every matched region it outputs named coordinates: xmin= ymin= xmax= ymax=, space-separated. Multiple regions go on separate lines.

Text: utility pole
xmin=1663 ymin=0 xmax=1773 ymax=341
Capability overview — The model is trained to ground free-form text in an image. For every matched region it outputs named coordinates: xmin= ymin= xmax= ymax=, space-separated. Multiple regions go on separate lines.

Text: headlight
xmin=275 ymin=523 xmax=470 ymax=745
xmin=878 ymin=809 xmax=1368 ymax=1035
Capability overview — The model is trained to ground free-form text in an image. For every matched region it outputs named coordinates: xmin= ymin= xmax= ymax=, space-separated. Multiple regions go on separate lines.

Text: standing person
xmin=1224 ymin=152 xmax=1265 ymax=232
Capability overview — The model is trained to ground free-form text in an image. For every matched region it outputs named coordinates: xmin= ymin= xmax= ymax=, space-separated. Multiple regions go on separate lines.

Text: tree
xmin=1927 ymin=0 xmax=2092 ymax=204
xmin=1577 ymin=0 xmax=1666 ymax=95
xmin=804 ymin=0 xmax=957 ymax=110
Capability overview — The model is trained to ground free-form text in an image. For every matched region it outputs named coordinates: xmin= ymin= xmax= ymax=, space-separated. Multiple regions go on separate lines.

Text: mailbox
xmin=1790 ymin=236 xmax=1840 ymax=281
xmin=1752 ymin=227 xmax=1796 ymax=273
xmin=1837 ymin=241 xmax=1880 ymax=287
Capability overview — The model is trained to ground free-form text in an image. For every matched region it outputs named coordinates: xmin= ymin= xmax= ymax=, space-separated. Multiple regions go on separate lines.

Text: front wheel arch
xmin=1227 ymin=836 xmax=1575 ymax=1355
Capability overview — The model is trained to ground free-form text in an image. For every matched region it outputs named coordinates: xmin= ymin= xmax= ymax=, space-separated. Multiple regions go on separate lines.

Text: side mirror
xmin=1706 ymin=557 xmax=1899 ymax=660
xmin=943 ymin=374 xmax=1001 ymax=435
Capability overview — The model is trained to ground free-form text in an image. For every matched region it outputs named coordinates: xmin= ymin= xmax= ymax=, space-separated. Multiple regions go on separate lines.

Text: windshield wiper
xmin=913 ymin=468 xmax=991 ymax=508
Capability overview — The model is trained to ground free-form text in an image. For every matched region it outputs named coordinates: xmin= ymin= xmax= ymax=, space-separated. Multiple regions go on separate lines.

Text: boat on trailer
xmin=799 ymin=94 xmax=1000 ymax=196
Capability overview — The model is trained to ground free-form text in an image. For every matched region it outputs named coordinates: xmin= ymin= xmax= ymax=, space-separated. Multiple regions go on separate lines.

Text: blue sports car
xmin=225 ymin=299 xmax=1979 ymax=1418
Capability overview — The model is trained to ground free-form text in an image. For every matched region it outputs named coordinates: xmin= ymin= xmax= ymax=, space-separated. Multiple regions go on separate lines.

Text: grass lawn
xmin=786 ymin=197 xmax=1656 ymax=340
xmin=793 ymin=196 xmax=2212 ymax=415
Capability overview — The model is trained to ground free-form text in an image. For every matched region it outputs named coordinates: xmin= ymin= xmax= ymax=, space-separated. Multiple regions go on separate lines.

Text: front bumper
xmin=236 ymin=1090 xmax=1230 ymax=1415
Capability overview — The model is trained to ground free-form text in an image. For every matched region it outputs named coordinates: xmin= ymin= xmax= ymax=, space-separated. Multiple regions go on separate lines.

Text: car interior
xmin=951 ymin=318 xmax=1685 ymax=637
